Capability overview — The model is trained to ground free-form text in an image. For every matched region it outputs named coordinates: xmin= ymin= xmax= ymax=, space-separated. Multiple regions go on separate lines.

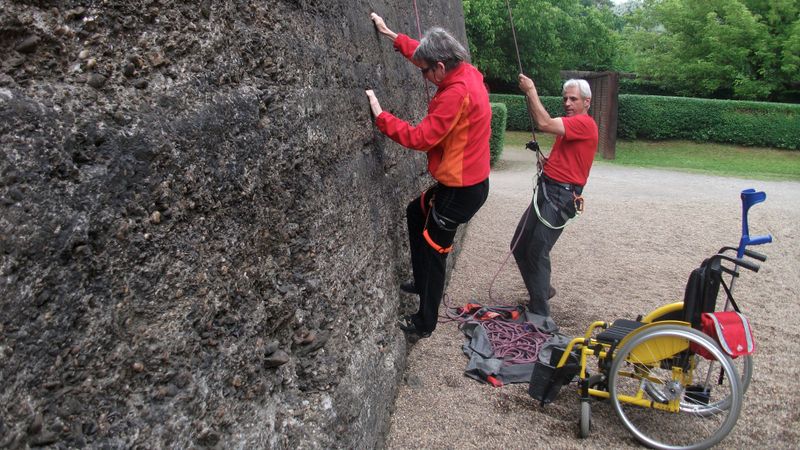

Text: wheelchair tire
xmin=734 ymin=354 xmax=753 ymax=396
xmin=578 ymin=400 xmax=591 ymax=439
xmin=608 ymin=325 xmax=743 ymax=450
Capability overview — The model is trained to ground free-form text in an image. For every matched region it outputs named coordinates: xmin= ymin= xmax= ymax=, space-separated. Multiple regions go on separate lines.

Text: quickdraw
xmin=574 ymin=193 xmax=585 ymax=213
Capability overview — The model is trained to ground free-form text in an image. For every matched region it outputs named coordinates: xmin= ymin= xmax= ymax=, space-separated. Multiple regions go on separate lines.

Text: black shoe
xmin=548 ymin=285 xmax=557 ymax=299
xmin=397 ymin=316 xmax=431 ymax=338
xmin=400 ymin=281 xmax=418 ymax=294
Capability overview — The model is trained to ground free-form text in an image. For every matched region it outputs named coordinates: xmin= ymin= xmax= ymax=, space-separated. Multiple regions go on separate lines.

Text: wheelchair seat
xmin=596 ymin=319 xmax=645 ymax=344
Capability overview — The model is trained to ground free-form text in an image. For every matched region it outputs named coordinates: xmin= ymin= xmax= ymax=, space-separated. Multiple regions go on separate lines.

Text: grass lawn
xmin=504 ymin=131 xmax=800 ymax=181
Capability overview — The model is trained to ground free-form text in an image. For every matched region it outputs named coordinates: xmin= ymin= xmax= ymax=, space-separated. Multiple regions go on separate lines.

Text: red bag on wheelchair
xmin=693 ymin=311 xmax=755 ymax=359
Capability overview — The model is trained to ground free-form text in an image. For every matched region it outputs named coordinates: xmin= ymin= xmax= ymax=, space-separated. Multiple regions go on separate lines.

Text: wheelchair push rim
xmin=608 ymin=325 xmax=743 ymax=450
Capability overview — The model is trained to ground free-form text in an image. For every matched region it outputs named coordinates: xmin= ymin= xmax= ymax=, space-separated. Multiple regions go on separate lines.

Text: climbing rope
xmin=504 ymin=0 xmax=540 ymax=155
xmin=412 ymin=0 xmax=432 ymax=103
xmin=441 ymin=297 xmax=552 ymax=366
xmin=482 ymin=320 xmax=550 ymax=365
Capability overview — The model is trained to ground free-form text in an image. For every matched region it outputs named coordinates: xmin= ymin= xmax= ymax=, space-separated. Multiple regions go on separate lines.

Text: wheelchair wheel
xmin=578 ymin=400 xmax=591 ymax=438
xmin=734 ymin=354 xmax=753 ymax=395
xmin=608 ymin=325 xmax=742 ymax=450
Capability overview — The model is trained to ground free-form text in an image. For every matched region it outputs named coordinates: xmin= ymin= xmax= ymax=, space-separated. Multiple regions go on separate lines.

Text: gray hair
xmin=563 ymin=79 xmax=592 ymax=99
xmin=412 ymin=27 xmax=468 ymax=71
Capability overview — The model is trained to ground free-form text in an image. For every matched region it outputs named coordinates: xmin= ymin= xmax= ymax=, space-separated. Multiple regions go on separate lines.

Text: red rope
xmin=412 ymin=0 xmax=423 ymax=38
xmin=483 ymin=320 xmax=549 ymax=365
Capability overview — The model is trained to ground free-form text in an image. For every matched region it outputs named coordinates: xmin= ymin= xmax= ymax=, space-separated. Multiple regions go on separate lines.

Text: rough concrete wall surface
xmin=0 ymin=1 xmax=468 ymax=448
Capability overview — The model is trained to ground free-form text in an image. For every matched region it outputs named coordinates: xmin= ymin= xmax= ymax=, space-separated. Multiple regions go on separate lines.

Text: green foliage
xmin=620 ymin=0 xmax=800 ymax=101
xmin=492 ymin=93 xmax=800 ymax=150
xmin=463 ymin=0 xmax=619 ymax=94
xmin=489 ymin=103 xmax=508 ymax=166
xmin=618 ymin=78 xmax=674 ymax=96
xmin=617 ymin=95 xmax=800 ymax=149
xmin=489 ymin=94 xmax=563 ymax=132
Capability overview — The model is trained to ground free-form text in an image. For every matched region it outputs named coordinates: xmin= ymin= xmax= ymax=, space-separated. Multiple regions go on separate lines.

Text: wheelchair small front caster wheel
xmin=579 ymin=400 xmax=591 ymax=438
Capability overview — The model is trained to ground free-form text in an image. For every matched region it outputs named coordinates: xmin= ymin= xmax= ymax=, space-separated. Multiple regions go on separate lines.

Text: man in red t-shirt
xmin=512 ymin=74 xmax=598 ymax=321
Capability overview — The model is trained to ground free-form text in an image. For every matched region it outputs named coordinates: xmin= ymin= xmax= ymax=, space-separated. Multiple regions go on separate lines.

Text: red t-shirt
xmin=543 ymin=114 xmax=598 ymax=186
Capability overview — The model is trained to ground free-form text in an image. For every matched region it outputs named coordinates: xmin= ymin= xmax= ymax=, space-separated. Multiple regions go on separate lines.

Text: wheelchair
xmin=530 ymin=189 xmax=772 ymax=450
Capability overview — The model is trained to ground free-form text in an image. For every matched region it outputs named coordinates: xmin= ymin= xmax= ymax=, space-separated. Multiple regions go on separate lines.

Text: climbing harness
xmin=420 ymin=186 xmax=455 ymax=254
xmin=532 ymin=177 xmax=584 ymax=230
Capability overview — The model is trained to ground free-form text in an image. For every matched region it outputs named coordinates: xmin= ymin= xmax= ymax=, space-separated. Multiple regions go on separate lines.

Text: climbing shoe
xmin=397 ymin=316 xmax=430 ymax=338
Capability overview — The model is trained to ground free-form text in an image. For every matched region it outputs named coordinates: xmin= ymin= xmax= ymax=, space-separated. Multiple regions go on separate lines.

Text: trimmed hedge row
xmin=489 ymin=102 xmax=507 ymax=166
xmin=490 ymin=93 xmax=800 ymax=150
xmin=490 ymin=94 xmax=562 ymax=133
xmin=617 ymin=95 xmax=800 ymax=150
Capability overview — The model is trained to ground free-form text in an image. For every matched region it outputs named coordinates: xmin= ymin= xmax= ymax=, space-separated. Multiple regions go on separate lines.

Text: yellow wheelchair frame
xmin=532 ymin=253 xmax=762 ymax=450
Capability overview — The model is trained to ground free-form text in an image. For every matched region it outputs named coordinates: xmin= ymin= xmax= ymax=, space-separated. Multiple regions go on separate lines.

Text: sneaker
xmin=400 ymin=281 xmax=418 ymax=294
xmin=397 ymin=316 xmax=431 ymax=338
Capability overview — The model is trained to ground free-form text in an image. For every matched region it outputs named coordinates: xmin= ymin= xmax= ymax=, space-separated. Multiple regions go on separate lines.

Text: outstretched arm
xmin=370 ymin=13 xmax=398 ymax=41
xmin=519 ymin=74 xmax=565 ymax=136
xmin=365 ymin=89 xmax=383 ymax=117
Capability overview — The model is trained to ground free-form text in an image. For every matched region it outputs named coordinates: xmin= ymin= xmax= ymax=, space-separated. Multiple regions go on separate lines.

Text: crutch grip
xmin=738 ymin=189 xmax=772 ymax=258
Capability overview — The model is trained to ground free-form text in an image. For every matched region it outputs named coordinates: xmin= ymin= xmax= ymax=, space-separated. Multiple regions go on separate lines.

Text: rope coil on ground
xmin=482 ymin=320 xmax=550 ymax=365
xmin=442 ymin=296 xmax=551 ymax=366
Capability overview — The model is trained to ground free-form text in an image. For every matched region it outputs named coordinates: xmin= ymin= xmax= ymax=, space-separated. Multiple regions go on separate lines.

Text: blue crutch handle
xmin=738 ymin=189 xmax=773 ymax=258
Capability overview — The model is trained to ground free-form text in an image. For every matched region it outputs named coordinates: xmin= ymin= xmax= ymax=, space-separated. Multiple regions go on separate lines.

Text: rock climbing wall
xmin=0 ymin=1 xmax=468 ymax=447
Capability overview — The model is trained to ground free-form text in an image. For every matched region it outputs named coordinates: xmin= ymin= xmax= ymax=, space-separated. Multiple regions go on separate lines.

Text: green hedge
xmin=489 ymin=103 xmax=507 ymax=166
xmin=490 ymin=93 xmax=800 ymax=150
xmin=617 ymin=95 xmax=800 ymax=149
xmin=489 ymin=94 xmax=562 ymax=133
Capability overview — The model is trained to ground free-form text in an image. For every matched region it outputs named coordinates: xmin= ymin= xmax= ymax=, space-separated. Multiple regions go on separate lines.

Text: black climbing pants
xmin=407 ymin=179 xmax=489 ymax=333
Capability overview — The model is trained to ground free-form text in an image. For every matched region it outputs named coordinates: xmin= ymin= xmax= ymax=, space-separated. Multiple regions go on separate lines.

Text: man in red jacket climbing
xmin=365 ymin=12 xmax=491 ymax=338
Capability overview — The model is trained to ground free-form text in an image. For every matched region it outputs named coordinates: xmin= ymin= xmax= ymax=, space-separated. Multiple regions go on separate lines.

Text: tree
xmin=463 ymin=0 xmax=618 ymax=95
xmin=622 ymin=0 xmax=799 ymax=100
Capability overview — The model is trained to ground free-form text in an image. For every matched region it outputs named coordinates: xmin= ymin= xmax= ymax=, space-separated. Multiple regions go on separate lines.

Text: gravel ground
xmin=386 ymin=145 xmax=800 ymax=449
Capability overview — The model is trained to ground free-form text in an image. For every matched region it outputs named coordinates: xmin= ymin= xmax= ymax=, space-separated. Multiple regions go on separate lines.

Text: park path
xmin=386 ymin=145 xmax=800 ymax=449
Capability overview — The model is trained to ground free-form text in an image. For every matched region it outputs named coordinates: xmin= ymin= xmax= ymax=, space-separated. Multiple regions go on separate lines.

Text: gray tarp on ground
xmin=461 ymin=311 xmax=572 ymax=385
